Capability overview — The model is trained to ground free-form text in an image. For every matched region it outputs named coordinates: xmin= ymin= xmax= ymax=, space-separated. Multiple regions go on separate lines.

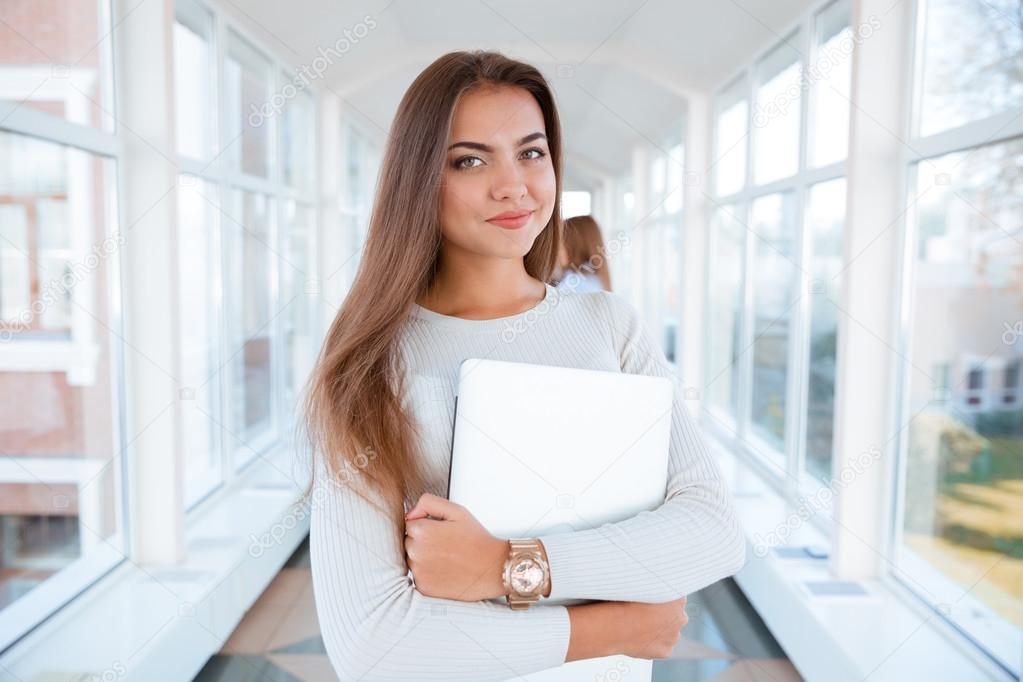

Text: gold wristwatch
xmin=501 ymin=538 xmax=550 ymax=610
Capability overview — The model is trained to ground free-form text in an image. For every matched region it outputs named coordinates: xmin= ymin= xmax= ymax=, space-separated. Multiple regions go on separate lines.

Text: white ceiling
xmin=215 ymin=0 xmax=815 ymax=188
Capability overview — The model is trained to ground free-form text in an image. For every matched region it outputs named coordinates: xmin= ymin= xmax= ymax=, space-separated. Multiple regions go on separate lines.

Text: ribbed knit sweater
xmin=309 ymin=282 xmax=747 ymax=681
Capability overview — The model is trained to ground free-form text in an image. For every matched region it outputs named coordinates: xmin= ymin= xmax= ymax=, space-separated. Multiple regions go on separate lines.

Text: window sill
xmin=711 ymin=435 xmax=1017 ymax=681
xmin=0 ymin=445 xmax=310 ymax=680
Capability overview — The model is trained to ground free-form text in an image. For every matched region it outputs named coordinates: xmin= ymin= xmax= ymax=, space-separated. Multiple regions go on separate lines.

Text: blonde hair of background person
xmin=558 ymin=214 xmax=612 ymax=291
xmin=297 ymin=50 xmax=745 ymax=679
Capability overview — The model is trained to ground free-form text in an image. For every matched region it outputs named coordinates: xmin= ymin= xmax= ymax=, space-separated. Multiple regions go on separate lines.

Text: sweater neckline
xmin=409 ymin=282 xmax=559 ymax=332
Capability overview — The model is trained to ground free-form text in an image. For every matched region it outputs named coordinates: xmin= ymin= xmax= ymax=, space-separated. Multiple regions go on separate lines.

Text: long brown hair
xmin=563 ymin=214 xmax=612 ymax=290
xmin=297 ymin=51 xmax=564 ymax=552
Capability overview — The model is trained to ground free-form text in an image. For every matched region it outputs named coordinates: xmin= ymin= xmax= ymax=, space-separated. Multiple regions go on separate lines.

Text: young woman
xmin=300 ymin=50 xmax=746 ymax=680
xmin=556 ymin=214 xmax=613 ymax=293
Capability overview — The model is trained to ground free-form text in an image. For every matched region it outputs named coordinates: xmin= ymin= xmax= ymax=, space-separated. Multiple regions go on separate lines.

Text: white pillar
xmin=113 ymin=0 xmax=185 ymax=564
xmin=830 ymin=0 xmax=912 ymax=578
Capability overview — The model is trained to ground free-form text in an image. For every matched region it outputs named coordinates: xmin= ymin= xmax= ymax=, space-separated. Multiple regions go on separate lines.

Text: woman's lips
xmin=486 ymin=209 xmax=534 ymax=229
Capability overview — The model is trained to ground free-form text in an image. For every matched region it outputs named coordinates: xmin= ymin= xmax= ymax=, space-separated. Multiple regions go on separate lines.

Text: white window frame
xmin=889 ymin=1 xmax=1023 ymax=673
xmin=0 ymin=0 xmax=130 ymax=654
xmin=703 ymin=0 xmax=851 ymax=514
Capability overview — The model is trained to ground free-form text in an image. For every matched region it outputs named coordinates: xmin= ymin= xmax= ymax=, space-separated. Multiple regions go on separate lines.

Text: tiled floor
xmin=194 ymin=537 xmax=801 ymax=681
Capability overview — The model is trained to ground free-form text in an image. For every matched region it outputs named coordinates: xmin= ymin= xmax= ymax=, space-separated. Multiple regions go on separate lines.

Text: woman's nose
xmin=490 ymin=161 xmax=527 ymax=201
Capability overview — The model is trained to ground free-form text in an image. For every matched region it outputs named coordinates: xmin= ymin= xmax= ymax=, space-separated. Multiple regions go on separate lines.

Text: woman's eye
xmin=454 ymin=156 xmax=483 ymax=170
xmin=522 ymin=148 xmax=546 ymax=160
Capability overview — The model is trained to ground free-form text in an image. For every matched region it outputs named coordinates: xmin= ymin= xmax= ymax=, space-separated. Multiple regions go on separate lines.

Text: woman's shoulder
xmin=550 ymin=284 xmax=639 ymax=335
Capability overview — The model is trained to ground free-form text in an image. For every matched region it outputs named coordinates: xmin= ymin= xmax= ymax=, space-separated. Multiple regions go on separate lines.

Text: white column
xmin=113 ymin=0 xmax=185 ymax=564
xmin=830 ymin=0 xmax=912 ymax=578
xmin=680 ymin=95 xmax=710 ymax=399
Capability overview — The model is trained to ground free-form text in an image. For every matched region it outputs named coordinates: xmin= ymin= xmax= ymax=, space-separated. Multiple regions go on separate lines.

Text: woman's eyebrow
xmin=447 ymin=132 xmax=547 ymax=153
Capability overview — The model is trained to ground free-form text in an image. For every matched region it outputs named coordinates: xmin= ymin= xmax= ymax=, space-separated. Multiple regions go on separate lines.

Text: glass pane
xmin=0 ymin=133 xmax=103 ymax=338
xmin=0 ymin=0 xmax=114 ymax=131
xmin=714 ymin=78 xmax=748 ymax=197
xmin=282 ymin=87 xmax=315 ymax=190
xmin=899 ymin=136 xmax=1023 ymax=671
xmin=174 ymin=8 xmax=214 ymax=161
xmin=750 ymin=192 xmax=797 ymax=451
xmin=809 ymin=1 xmax=852 ymax=167
xmin=282 ymin=200 xmax=315 ymax=410
xmin=177 ymin=176 xmax=222 ymax=506
xmin=707 ymin=207 xmax=745 ymax=417
xmin=225 ymin=189 xmax=274 ymax=466
xmin=0 ymin=131 xmax=123 ymax=649
xmin=804 ymin=179 xmax=845 ymax=481
xmin=753 ymin=36 xmax=802 ymax=185
xmin=919 ymin=0 xmax=1023 ymax=137
xmin=225 ymin=32 xmax=272 ymax=178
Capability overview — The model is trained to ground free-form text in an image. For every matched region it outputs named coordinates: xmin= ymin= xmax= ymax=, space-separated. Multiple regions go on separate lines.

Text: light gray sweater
xmin=309 ymin=282 xmax=747 ymax=681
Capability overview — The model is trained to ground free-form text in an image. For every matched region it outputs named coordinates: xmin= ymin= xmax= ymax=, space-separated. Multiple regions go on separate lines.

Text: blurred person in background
xmin=555 ymin=214 xmax=612 ymax=293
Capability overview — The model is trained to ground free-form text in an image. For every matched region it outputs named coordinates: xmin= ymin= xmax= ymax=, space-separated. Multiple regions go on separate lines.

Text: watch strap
xmin=502 ymin=538 xmax=550 ymax=610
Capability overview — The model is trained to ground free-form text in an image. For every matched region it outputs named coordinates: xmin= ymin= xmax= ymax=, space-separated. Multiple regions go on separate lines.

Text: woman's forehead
xmin=448 ymin=86 xmax=546 ymax=143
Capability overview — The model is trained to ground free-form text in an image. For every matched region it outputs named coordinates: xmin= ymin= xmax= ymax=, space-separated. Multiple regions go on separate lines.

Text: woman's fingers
xmin=405 ymin=492 xmax=461 ymax=521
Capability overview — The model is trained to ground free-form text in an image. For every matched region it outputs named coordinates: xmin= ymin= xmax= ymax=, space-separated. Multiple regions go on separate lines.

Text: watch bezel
xmin=502 ymin=545 xmax=549 ymax=600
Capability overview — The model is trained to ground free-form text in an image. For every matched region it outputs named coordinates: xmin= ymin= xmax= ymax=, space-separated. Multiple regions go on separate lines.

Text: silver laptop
xmin=447 ymin=358 xmax=673 ymax=682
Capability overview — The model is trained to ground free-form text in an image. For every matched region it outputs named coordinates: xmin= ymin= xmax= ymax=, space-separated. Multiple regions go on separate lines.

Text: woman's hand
xmin=404 ymin=493 xmax=510 ymax=602
xmin=617 ymin=596 xmax=689 ymax=659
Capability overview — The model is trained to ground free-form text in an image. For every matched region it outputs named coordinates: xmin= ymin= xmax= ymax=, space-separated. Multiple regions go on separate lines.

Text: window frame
xmin=172 ymin=0 xmax=320 ymax=483
xmin=0 ymin=0 xmax=130 ymax=654
xmin=704 ymin=0 xmax=852 ymax=518
xmin=888 ymin=3 xmax=1023 ymax=671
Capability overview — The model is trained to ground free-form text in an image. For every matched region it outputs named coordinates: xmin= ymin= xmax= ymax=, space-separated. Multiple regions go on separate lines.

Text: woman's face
xmin=438 ymin=85 xmax=556 ymax=261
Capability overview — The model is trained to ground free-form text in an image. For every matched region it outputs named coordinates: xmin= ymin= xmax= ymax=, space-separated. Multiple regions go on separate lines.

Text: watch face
xmin=510 ymin=558 xmax=544 ymax=593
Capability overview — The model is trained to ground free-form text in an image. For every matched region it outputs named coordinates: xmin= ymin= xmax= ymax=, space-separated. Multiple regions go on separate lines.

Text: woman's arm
xmin=534 ymin=292 xmax=748 ymax=604
xmin=310 ymin=457 xmax=627 ymax=680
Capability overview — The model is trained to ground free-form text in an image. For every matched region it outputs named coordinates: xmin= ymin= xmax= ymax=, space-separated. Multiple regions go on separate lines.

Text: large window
xmin=173 ymin=10 xmax=320 ymax=476
xmin=0 ymin=0 xmax=324 ymax=659
xmin=890 ymin=0 xmax=1023 ymax=671
xmin=705 ymin=0 xmax=851 ymax=493
xmin=0 ymin=1 xmax=126 ymax=651
xmin=898 ymin=137 xmax=1022 ymax=673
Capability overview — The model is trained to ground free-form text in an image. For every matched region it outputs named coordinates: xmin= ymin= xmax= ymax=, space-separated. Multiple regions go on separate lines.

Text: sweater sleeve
xmin=535 ymin=291 xmax=747 ymax=603
xmin=309 ymin=456 xmax=572 ymax=681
